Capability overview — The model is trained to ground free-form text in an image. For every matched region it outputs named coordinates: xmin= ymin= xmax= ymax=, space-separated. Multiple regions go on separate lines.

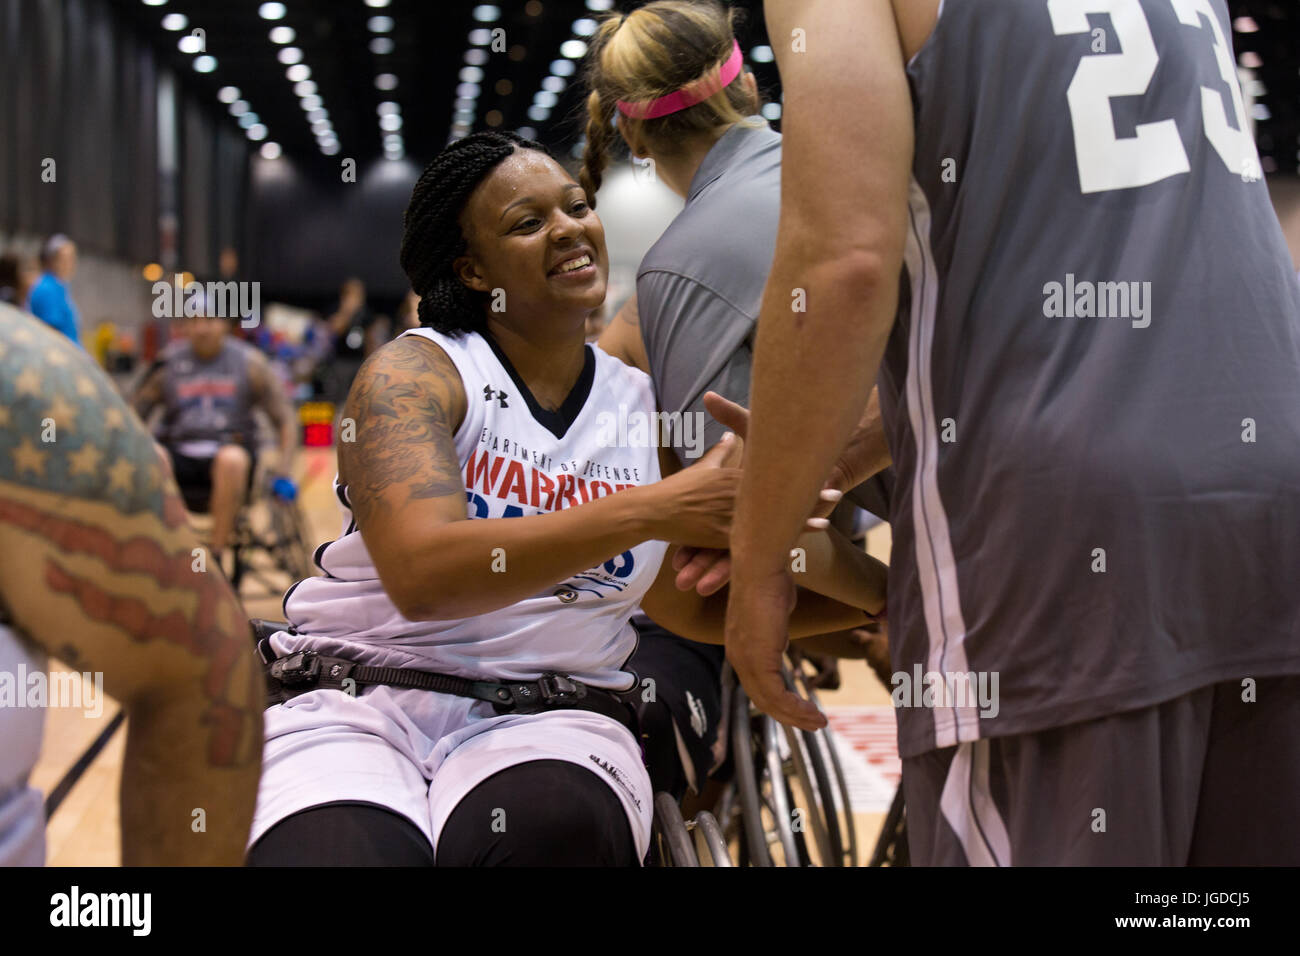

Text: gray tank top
xmin=885 ymin=0 xmax=1300 ymax=757
xmin=159 ymin=339 xmax=258 ymax=455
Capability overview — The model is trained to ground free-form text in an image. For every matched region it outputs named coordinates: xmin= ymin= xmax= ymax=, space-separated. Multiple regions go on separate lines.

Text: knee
xmin=212 ymin=444 xmax=251 ymax=482
xmin=438 ymin=761 xmax=638 ymax=866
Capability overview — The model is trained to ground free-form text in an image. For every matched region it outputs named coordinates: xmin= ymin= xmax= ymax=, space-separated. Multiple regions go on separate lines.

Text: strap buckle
xmin=537 ymin=672 xmax=586 ymax=704
xmin=269 ymin=651 xmax=321 ymax=687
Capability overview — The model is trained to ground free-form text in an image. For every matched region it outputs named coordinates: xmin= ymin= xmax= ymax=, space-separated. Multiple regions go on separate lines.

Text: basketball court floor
xmin=30 ymin=445 xmax=898 ymax=866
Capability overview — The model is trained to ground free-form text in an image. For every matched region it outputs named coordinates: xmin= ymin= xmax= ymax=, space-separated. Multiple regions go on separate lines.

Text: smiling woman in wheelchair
xmin=244 ymin=130 xmax=887 ymax=867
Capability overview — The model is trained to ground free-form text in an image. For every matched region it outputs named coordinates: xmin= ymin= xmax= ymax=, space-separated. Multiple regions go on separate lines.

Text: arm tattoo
xmin=340 ymin=338 xmax=466 ymax=529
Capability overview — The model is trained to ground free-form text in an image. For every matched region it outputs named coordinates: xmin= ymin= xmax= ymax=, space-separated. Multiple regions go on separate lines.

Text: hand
xmin=670 ymin=392 xmax=848 ymax=595
xmin=725 ymin=564 xmax=825 ymax=730
xmin=648 ymin=433 xmax=741 ymax=549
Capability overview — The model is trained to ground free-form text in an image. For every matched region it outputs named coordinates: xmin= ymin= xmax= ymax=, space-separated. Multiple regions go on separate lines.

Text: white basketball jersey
xmin=279 ymin=328 xmax=667 ymax=690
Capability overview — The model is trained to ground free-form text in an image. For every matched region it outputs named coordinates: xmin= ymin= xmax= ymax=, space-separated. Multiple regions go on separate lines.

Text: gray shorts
xmin=902 ymin=675 xmax=1300 ymax=865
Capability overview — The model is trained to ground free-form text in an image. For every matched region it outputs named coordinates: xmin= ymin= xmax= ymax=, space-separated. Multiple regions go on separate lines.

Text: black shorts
xmin=166 ymin=444 xmax=257 ymax=513
xmin=628 ymin=618 xmax=725 ymax=799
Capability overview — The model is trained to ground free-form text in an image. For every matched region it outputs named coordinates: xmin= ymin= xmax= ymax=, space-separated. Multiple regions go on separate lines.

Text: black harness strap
xmin=263 ymin=649 xmax=641 ymax=737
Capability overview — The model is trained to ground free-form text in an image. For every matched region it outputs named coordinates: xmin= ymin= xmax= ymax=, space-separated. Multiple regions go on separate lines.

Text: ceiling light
xmin=1239 ymin=51 xmax=1263 ymax=68
xmin=457 ymin=82 xmax=481 ymax=98
xmin=376 ymin=73 xmax=399 ymax=90
xmin=260 ymin=142 xmax=282 ymax=159
xmin=365 ymin=0 xmax=391 ymax=6
xmin=377 ymin=101 xmax=400 ymax=115
xmin=287 ymin=64 xmax=311 ymax=82
xmin=751 ymin=45 xmax=774 ymax=63
xmin=380 ymin=114 xmax=403 ymax=131
xmin=306 ymin=109 xmax=328 ymax=124
xmin=762 ymin=102 xmax=782 ymax=120
xmin=384 ymin=134 xmax=403 ymax=146
xmin=527 ymin=105 xmax=550 ymax=122
xmin=299 ymin=94 xmax=322 ymax=110
xmin=586 ymin=0 xmax=615 ymax=9
xmin=368 ymin=15 xmax=394 ymax=32
xmin=194 ymin=55 xmax=217 ymax=73
xmin=230 ymin=99 xmax=250 ymax=116
xmin=533 ymin=91 xmax=557 ymax=109
xmin=473 ymin=5 xmax=501 ymax=22
xmin=1233 ymin=16 xmax=1259 ymax=32
xmin=469 ymin=28 xmax=492 ymax=45
xmin=161 ymin=13 xmax=187 ymax=30
xmin=370 ymin=37 xmax=394 ymax=54
xmin=560 ymin=40 xmax=587 ymax=59
xmin=455 ymin=97 xmax=476 ymax=111
xmin=572 ymin=18 xmax=597 ymax=36
xmin=293 ymin=80 xmax=317 ymax=96
xmin=465 ymin=49 xmax=488 ymax=66
xmin=541 ymin=75 xmax=565 ymax=93
xmin=142 ymin=0 xmax=168 ymax=6
xmin=178 ymin=34 xmax=203 ymax=54
xmin=460 ymin=66 xmax=484 ymax=83
xmin=258 ymin=3 xmax=286 ymax=20
xmin=455 ymin=109 xmax=475 ymax=124
xmin=218 ymin=86 xmax=241 ymax=103
xmin=278 ymin=47 xmax=303 ymax=64
xmin=238 ymin=113 xmax=260 ymax=128
xmin=269 ymin=26 xmax=295 ymax=43
xmin=550 ymin=59 xmax=575 ymax=77
xmin=321 ymin=142 xmax=340 ymax=155
xmin=517 ymin=126 xmax=537 ymax=140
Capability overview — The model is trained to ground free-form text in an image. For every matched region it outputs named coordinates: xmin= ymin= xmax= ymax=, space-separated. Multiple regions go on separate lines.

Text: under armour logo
xmin=483 ymin=384 xmax=509 ymax=407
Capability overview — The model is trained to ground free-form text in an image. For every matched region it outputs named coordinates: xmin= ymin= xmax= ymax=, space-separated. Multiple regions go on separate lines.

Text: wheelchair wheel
xmin=693 ymin=811 xmax=733 ymax=867
xmin=729 ymin=681 xmax=773 ymax=866
xmin=788 ymin=655 xmax=858 ymax=866
xmin=868 ymin=784 xmax=910 ymax=867
xmin=652 ymin=791 xmax=699 ymax=867
xmin=270 ymin=494 xmax=314 ymax=582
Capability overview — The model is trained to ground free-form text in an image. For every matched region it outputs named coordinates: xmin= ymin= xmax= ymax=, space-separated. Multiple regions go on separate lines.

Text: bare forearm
xmin=395 ymin=488 xmax=660 ymax=620
xmin=733 ymin=257 xmax=895 ymax=574
xmin=792 ymin=526 xmax=887 ymax=614
xmin=668 ymin=584 xmax=872 ymax=645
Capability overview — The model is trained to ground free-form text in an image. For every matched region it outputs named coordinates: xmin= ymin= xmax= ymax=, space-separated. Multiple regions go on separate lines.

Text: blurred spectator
xmin=395 ymin=289 xmax=421 ymax=333
xmin=27 ymin=234 xmax=80 ymax=344
xmin=0 ymin=253 xmax=38 ymax=310
xmin=321 ymin=277 xmax=386 ymax=404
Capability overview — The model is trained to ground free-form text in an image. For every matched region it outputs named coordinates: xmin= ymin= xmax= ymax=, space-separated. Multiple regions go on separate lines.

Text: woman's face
xmin=453 ymin=150 xmax=608 ymax=331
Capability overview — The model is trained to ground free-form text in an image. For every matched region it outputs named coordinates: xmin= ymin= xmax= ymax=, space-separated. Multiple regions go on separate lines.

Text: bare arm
xmin=729 ymin=0 xmax=914 ymax=728
xmin=248 ymin=350 xmax=296 ymax=468
xmin=0 ymin=312 xmax=261 ymax=865
xmin=130 ymin=362 xmax=166 ymax=424
xmin=340 ymin=336 xmax=741 ymax=622
xmin=640 ymin=546 xmax=873 ymax=645
xmin=595 ymin=293 xmax=650 ymax=373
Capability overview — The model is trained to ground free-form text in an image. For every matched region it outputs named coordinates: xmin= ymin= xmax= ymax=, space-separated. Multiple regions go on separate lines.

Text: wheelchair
xmin=179 ymin=453 xmax=316 ymax=597
xmin=650 ymin=651 xmax=910 ymax=867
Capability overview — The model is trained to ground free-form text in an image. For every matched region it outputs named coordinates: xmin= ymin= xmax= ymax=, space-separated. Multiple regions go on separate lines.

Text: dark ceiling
xmin=107 ymin=0 xmax=1296 ymax=174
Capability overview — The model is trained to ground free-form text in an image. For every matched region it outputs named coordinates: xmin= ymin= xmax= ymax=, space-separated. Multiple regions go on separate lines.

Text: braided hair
xmin=400 ymin=130 xmax=554 ymax=336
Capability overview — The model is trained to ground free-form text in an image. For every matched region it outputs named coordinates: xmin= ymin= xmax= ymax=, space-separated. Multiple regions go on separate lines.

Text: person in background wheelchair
xmin=132 ymin=311 xmax=297 ymax=576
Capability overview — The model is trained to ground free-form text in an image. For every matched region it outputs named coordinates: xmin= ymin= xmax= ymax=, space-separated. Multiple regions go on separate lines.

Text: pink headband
xmin=616 ymin=40 xmax=744 ymax=120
